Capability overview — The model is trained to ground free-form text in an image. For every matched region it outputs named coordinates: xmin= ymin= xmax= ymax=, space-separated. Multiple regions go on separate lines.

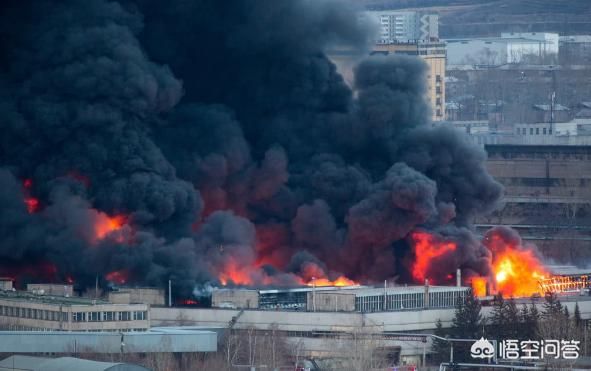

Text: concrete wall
xmin=212 ymin=289 xmax=259 ymax=309
xmin=109 ymin=291 xmax=132 ymax=304
xmin=109 ymin=288 xmax=165 ymax=306
xmin=306 ymin=292 xmax=355 ymax=312
xmin=0 ymin=280 xmax=13 ymax=291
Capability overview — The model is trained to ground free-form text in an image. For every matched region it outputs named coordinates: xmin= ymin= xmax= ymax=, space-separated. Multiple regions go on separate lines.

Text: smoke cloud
xmin=0 ymin=0 xmax=503 ymax=297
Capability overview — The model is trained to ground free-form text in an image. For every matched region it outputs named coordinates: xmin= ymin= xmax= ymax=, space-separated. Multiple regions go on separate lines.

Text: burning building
xmin=2 ymin=0 xmax=569 ymax=300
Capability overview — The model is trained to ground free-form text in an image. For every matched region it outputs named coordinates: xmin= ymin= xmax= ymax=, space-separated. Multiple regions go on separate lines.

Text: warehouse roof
xmin=0 ymin=355 xmax=149 ymax=371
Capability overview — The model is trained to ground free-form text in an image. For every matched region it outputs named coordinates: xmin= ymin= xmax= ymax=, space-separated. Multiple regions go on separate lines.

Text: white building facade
xmin=445 ymin=32 xmax=559 ymax=65
xmin=363 ymin=11 xmax=439 ymax=43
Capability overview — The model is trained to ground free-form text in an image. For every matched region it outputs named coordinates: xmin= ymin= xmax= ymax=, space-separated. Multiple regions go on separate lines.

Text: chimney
xmin=424 ymin=279 xmax=430 ymax=309
xmin=456 ymin=268 xmax=462 ymax=287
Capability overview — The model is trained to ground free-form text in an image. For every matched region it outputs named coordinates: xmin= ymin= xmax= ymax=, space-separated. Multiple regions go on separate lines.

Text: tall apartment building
xmin=363 ymin=11 xmax=439 ymax=43
xmin=373 ymin=41 xmax=447 ymax=121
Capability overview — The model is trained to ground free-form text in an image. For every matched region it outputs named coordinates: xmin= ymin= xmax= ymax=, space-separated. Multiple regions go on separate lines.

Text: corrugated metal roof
xmin=0 ymin=355 xmax=149 ymax=371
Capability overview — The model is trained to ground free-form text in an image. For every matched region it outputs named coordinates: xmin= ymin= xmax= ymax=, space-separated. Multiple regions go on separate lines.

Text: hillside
xmin=362 ymin=0 xmax=591 ymax=37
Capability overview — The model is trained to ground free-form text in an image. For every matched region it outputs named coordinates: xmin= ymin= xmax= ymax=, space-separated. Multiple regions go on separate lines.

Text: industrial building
xmin=212 ymin=285 xmax=469 ymax=313
xmin=0 ymin=289 xmax=149 ymax=332
xmin=0 ymin=328 xmax=217 ymax=353
xmin=445 ymin=32 xmax=559 ymax=66
xmin=477 ymin=144 xmax=591 ymax=261
xmin=0 ymin=355 xmax=150 ymax=371
xmin=151 ymin=296 xmax=591 ymax=365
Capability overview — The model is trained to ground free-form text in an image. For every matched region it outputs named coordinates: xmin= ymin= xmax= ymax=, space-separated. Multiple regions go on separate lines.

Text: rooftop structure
xmin=0 ymin=328 xmax=217 ymax=354
xmin=0 ymin=355 xmax=149 ymax=371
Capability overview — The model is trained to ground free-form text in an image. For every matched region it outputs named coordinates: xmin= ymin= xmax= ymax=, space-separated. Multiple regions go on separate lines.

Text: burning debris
xmin=0 ymin=0 xmax=533 ymax=299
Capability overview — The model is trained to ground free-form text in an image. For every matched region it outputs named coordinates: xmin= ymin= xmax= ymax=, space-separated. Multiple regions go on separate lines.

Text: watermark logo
xmin=470 ymin=337 xmax=495 ymax=359
xmin=469 ymin=338 xmax=581 ymax=360
xmin=499 ymin=339 xmax=580 ymax=360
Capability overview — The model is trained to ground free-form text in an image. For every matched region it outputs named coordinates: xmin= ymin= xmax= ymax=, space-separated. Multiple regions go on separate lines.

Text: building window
xmin=133 ymin=311 xmax=147 ymax=321
xmin=118 ymin=311 xmax=130 ymax=321
xmin=103 ymin=311 xmax=114 ymax=321
xmin=536 ymin=128 xmax=540 ymax=135
xmin=435 ymin=75 xmax=442 ymax=83
xmin=436 ymin=109 xmax=442 ymax=117
xmin=530 ymin=128 xmax=534 ymax=135
xmin=89 ymin=312 xmax=100 ymax=322
xmin=543 ymin=128 xmax=547 ymax=135
xmin=436 ymin=86 xmax=442 ymax=94
xmin=436 ymin=98 xmax=442 ymax=105
xmin=73 ymin=312 xmax=86 ymax=322
xmin=549 ymin=128 xmax=552 ymax=135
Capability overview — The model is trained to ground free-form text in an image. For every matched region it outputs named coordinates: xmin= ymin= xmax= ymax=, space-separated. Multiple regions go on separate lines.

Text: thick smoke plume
xmin=0 ymin=0 xmax=503 ymax=298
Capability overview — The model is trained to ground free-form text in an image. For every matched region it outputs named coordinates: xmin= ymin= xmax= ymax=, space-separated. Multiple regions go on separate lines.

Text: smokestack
xmin=168 ymin=280 xmax=172 ymax=307
xmin=456 ymin=269 xmax=461 ymax=287
xmin=424 ymin=278 xmax=429 ymax=309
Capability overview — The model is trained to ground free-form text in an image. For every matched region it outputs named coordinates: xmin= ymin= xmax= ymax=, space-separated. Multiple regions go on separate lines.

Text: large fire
xmin=410 ymin=230 xmax=457 ymax=283
xmin=491 ymin=247 xmax=547 ymax=297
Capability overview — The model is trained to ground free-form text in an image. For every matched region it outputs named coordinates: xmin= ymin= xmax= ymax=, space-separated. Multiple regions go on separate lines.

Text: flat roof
xmin=547 ymin=265 xmax=591 ymax=276
xmin=0 ymin=290 xmax=112 ymax=306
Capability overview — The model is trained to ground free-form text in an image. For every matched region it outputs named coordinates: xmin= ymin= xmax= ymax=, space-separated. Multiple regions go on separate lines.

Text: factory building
xmin=0 ymin=290 xmax=149 ymax=332
xmin=212 ymin=285 xmax=469 ymax=313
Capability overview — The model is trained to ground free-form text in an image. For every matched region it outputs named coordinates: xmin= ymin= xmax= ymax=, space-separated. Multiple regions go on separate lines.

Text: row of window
xmin=0 ymin=306 xmax=67 ymax=321
xmin=72 ymin=311 xmax=147 ymax=322
xmin=355 ymin=290 xmax=467 ymax=313
xmin=516 ymin=127 xmax=553 ymax=135
xmin=0 ymin=306 xmax=147 ymax=322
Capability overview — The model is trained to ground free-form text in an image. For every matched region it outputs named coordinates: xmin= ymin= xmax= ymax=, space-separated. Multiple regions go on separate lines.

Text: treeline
xmin=431 ymin=291 xmax=585 ymax=365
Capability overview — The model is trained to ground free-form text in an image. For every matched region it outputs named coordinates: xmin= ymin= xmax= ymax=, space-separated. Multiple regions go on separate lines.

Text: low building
xmin=0 ymin=278 xmax=13 ymax=291
xmin=0 ymin=290 xmax=149 ymax=332
xmin=212 ymin=288 xmax=259 ymax=309
xmin=108 ymin=287 xmax=165 ymax=306
xmin=0 ymin=355 xmax=150 ymax=371
xmin=27 ymin=283 xmax=74 ymax=297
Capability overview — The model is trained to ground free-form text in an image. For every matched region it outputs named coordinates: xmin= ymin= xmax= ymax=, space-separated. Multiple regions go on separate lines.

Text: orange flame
xmin=471 ymin=277 xmax=487 ymax=297
xmin=306 ymin=276 xmax=358 ymax=287
xmin=492 ymin=248 xmax=547 ymax=297
xmin=410 ymin=230 xmax=457 ymax=282
xmin=94 ymin=214 xmax=127 ymax=240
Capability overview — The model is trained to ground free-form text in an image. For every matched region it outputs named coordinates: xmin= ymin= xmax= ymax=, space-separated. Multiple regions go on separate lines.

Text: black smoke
xmin=0 ymin=0 xmax=503 ymax=297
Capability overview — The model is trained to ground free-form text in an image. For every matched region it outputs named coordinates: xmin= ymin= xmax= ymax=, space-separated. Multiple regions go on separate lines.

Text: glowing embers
xmin=106 ymin=270 xmax=129 ymax=285
xmin=409 ymin=230 xmax=457 ymax=283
